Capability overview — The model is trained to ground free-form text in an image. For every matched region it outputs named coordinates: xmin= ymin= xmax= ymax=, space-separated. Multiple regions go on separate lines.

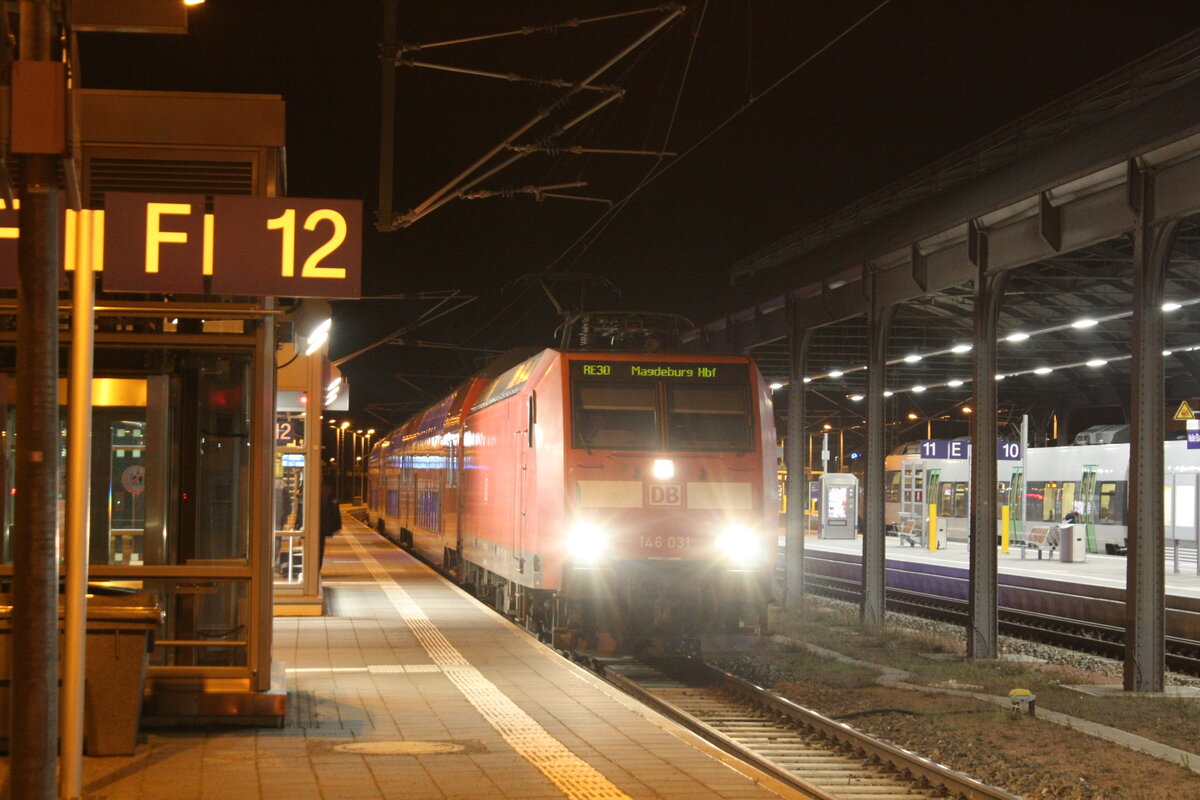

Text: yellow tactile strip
xmin=344 ymin=533 xmax=634 ymax=800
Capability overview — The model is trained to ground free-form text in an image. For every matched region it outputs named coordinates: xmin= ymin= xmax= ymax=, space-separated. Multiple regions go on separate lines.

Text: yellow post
xmin=1001 ymin=505 xmax=1011 ymax=554
xmin=928 ymin=503 xmax=938 ymax=551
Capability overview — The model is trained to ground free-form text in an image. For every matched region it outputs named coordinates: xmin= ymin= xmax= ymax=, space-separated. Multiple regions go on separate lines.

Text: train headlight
xmin=715 ymin=524 xmax=760 ymax=565
xmin=566 ymin=521 xmax=609 ymax=564
xmin=652 ymin=459 xmax=675 ymax=480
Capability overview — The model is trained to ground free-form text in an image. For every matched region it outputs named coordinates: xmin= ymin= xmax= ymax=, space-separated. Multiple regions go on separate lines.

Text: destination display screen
xmin=570 ymin=361 xmax=746 ymax=383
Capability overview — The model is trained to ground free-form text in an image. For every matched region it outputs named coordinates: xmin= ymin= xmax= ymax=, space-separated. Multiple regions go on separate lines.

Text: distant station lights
xmin=796 ymin=296 xmax=1200 ymax=399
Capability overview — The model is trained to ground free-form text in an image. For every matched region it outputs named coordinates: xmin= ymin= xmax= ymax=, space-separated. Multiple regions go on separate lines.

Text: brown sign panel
xmin=103 ymin=192 xmax=207 ymax=293
xmin=211 ymin=196 xmax=362 ymax=298
xmin=0 ymin=200 xmax=70 ymax=291
xmin=0 ymin=208 xmax=19 ymax=289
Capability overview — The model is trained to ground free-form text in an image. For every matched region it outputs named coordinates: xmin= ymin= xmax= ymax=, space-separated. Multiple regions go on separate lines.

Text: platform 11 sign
xmin=0 ymin=192 xmax=362 ymax=298
xmin=919 ymin=439 xmax=1022 ymax=461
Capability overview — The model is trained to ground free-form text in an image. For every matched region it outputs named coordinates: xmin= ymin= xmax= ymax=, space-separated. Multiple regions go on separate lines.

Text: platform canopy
xmin=699 ymin=31 xmax=1200 ymax=444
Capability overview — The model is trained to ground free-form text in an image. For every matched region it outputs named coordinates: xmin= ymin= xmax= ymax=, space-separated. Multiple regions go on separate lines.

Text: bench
xmin=1020 ymin=526 xmax=1059 ymax=559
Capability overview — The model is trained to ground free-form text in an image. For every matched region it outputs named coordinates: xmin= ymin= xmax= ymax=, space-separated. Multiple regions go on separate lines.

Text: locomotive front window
xmin=573 ymin=384 xmax=658 ymax=450
xmin=665 ymin=385 xmax=753 ymax=452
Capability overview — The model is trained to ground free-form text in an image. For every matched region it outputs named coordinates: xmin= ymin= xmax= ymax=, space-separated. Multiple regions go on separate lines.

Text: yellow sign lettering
xmin=145 ymin=202 xmax=192 ymax=274
xmin=203 ymin=213 xmax=215 ymax=276
xmin=300 ymin=209 xmax=347 ymax=279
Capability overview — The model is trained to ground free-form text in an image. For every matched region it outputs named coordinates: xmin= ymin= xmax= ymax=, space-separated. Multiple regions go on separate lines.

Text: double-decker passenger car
xmin=367 ymin=315 xmax=777 ymax=651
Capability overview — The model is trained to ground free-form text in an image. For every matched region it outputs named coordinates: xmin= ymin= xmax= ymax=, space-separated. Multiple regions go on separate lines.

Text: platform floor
xmin=795 ymin=530 xmax=1200 ymax=599
xmin=35 ymin=516 xmax=793 ymax=800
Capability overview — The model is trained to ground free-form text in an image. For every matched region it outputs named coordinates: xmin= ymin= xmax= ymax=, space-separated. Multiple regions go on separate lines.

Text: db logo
xmin=648 ymin=483 xmax=682 ymax=507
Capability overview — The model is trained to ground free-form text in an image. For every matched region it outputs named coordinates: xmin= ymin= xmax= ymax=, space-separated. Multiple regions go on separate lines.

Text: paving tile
xmin=0 ymin=522 xmax=782 ymax=800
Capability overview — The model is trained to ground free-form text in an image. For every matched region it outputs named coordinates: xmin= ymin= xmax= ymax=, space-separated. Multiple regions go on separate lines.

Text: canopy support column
xmin=1125 ymin=161 xmax=1177 ymax=693
xmin=784 ymin=309 xmax=814 ymax=610
xmin=863 ymin=273 xmax=893 ymax=628
xmin=969 ymin=225 xmax=1006 ymax=659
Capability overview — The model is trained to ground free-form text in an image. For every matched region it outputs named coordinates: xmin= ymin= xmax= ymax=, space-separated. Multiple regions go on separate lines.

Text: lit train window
xmin=1097 ymin=481 xmax=1123 ymax=524
xmin=1041 ymin=480 xmax=1059 ymax=521
xmin=953 ymin=482 xmax=968 ymax=517
xmin=573 ymin=384 xmax=658 ymax=450
xmin=666 ymin=385 xmax=752 ymax=452
xmin=885 ymin=470 xmax=900 ymax=503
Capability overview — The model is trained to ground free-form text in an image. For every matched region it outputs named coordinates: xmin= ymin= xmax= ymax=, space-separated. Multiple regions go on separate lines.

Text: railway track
xmin=590 ymin=655 xmax=1022 ymax=800
xmin=798 ymin=555 xmax=1200 ymax=675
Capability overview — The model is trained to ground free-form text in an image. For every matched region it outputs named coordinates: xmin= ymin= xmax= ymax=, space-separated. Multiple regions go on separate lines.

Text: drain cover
xmin=333 ymin=740 xmax=466 ymax=756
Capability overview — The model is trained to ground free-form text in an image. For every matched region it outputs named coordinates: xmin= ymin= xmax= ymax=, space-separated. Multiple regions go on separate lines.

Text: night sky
xmin=78 ymin=1 xmax=1200 ymax=425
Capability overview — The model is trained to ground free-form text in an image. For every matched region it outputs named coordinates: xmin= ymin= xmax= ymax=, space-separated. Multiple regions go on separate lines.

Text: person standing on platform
xmin=319 ymin=475 xmax=342 ymax=571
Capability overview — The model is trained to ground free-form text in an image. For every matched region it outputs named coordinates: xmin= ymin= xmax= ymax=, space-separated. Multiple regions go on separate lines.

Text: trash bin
xmin=0 ymin=586 xmax=162 ymax=756
xmin=1059 ymin=524 xmax=1087 ymax=563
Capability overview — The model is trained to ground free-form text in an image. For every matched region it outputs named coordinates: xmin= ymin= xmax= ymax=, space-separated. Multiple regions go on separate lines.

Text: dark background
xmin=77 ymin=1 xmax=1200 ymax=425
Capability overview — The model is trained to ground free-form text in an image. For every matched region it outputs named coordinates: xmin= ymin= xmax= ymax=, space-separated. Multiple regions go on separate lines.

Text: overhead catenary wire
xmin=544 ymin=0 xmax=894 ymax=274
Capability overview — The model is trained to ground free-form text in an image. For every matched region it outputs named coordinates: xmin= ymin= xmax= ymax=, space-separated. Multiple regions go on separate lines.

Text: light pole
xmin=353 ymin=429 xmax=363 ymax=504
xmin=339 ymin=421 xmax=350 ymax=501
xmin=362 ymin=429 xmax=375 ymax=505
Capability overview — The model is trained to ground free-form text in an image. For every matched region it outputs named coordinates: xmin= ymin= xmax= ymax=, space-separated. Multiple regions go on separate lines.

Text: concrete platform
xmin=29 ymin=516 xmax=794 ymax=800
xmin=793 ymin=531 xmax=1200 ymax=600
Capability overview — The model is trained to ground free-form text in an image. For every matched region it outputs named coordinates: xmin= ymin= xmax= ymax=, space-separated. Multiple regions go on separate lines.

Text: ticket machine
xmin=818 ymin=473 xmax=859 ymax=540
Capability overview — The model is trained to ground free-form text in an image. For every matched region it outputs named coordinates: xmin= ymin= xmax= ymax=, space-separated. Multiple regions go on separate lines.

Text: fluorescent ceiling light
xmin=1006 ymin=332 xmax=1030 ymax=343
xmin=911 ymin=385 xmax=926 ymax=393
xmin=828 ymin=370 xmax=843 ymax=378
xmin=1071 ymin=318 xmax=1098 ymax=329
xmin=1086 ymin=359 xmax=1107 ymax=367
xmin=1034 ymin=366 xmax=1053 ymax=375
xmin=947 ymin=379 xmax=964 ymax=387
xmin=951 ymin=344 xmax=972 ymax=354
xmin=903 ymin=354 xmax=922 ymax=363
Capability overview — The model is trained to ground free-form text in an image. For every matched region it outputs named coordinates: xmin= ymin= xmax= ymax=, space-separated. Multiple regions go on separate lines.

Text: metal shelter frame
xmin=700 ymin=31 xmax=1200 ymax=692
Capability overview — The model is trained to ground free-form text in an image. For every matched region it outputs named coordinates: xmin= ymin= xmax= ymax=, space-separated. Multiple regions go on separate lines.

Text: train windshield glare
xmin=570 ymin=360 xmax=754 ymax=452
xmin=573 ymin=385 xmax=658 ymax=450
xmin=666 ymin=385 xmax=752 ymax=451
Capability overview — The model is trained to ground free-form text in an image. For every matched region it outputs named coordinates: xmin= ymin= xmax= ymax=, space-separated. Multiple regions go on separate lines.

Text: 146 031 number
xmin=639 ymin=536 xmax=691 ymax=550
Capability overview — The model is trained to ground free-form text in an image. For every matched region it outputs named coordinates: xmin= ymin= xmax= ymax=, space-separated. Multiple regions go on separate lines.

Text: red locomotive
xmin=366 ymin=313 xmax=777 ymax=651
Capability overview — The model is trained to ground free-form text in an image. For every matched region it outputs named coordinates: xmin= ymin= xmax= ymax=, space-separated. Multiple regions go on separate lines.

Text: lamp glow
xmin=304 ymin=318 xmax=332 ymax=356
xmin=715 ymin=524 xmax=759 ymax=564
xmin=566 ymin=522 xmax=608 ymax=564
xmin=652 ymin=459 xmax=675 ymax=480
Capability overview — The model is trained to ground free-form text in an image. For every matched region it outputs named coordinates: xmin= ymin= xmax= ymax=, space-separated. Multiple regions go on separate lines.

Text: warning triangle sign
xmin=1175 ymin=400 xmax=1196 ymax=421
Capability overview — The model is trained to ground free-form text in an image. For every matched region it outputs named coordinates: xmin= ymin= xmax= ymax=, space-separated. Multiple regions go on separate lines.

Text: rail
xmin=598 ymin=656 xmax=1024 ymax=800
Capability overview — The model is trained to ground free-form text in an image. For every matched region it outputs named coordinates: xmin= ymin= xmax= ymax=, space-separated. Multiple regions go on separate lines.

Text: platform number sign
xmin=98 ymin=193 xmax=362 ymax=297
xmin=920 ymin=439 xmax=1021 ymax=460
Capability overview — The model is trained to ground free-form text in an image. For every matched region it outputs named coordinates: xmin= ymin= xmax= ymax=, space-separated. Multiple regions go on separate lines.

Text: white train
xmin=884 ymin=426 xmax=1200 ymax=553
